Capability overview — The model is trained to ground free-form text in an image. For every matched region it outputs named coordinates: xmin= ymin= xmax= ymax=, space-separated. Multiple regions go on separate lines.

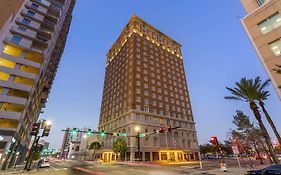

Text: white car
xmin=39 ymin=159 xmax=50 ymax=168
xmin=277 ymin=154 xmax=281 ymax=160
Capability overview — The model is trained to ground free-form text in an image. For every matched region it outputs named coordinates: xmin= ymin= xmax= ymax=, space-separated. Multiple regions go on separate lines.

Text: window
xmin=269 ymin=39 xmax=281 ymax=56
xmin=22 ymin=18 xmax=31 ymax=25
xmin=18 ymin=26 xmax=26 ymax=32
xmin=27 ymin=10 xmax=35 ymax=17
xmin=31 ymin=3 xmax=39 ymax=9
xmin=258 ymin=13 xmax=281 ymax=35
xmin=11 ymin=36 xmax=22 ymax=44
xmin=144 ymin=91 xmax=148 ymax=96
xmin=256 ymin=0 xmax=265 ymax=6
xmin=144 ymin=105 xmax=149 ymax=112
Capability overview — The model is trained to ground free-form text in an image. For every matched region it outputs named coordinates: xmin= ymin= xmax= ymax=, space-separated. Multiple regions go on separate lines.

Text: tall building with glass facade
xmin=241 ymin=0 xmax=281 ymax=99
xmin=98 ymin=16 xmax=199 ymax=162
xmin=0 ymin=0 xmax=75 ymax=169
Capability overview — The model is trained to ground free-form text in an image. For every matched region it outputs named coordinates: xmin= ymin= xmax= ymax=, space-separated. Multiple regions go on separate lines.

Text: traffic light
xmin=99 ymin=130 xmax=106 ymax=137
xmin=43 ymin=124 xmax=51 ymax=136
xmin=210 ymin=136 xmax=218 ymax=145
xmin=139 ymin=133 xmax=146 ymax=138
xmin=31 ymin=123 xmax=40 ymax=136
xmin=86 ymin=129 xmax=92 ymax=136
xmin=119 ymin=133 xmax=127 ymax=137
xmin=159 ymin=127 xmax=165 ymax=133
xmin=71 ymin=128 xmax=78 ymax=135
xmin=167 ymin=125 xmax=172 ymax=132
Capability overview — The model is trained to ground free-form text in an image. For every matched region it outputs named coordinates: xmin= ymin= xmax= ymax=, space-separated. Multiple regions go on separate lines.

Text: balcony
xmin=30 ymin=0 xmax=61 ymax=17
xmin=4 ymin=36 xmax=44 ymax=54
xmin=25 ymin=2 xmax=59 ymax=20
xmin=20 ymin=9 xmax=55 ymax=31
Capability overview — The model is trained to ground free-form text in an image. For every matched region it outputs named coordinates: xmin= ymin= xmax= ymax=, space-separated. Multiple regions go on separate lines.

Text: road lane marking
xmin=50 ymin=166 xmax=59 ymax=171
xmin=74 ymin=167 xmax=106 ymax=175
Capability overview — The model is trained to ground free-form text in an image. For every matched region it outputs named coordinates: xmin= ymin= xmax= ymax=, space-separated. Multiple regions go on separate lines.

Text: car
xmin=277 ymin=155 xmax=281 ymax=160
xmin=246 ymin=165 xmax=281 ymax=175
xmin=38 ymin=159 xmax=50 ymax=168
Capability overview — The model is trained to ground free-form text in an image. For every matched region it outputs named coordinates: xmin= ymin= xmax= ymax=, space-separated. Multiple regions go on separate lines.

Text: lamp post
xmin=135 ymin=126 xmax=141 ymax=161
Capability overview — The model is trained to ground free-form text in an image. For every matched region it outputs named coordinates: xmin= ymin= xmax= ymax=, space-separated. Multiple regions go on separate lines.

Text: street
xmin=0 ymin=158 xmax=270 ymax=175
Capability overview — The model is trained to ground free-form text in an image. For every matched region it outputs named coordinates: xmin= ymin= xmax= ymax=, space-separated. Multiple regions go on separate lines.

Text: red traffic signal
xmin=210 ymin=136 xmax=218 ymax=145
xmin=159 ymin=127 xmax=165 ymax=133
xmin=167 ymin=125 xmax=172 ymax=132
xmin=31 ymin=123 xmax=40 ymax=136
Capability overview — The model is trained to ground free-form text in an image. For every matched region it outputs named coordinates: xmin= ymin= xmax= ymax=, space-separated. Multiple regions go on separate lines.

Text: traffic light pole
xmin=136 ymin=132 xmax=140 ymax=161
xmin=24 ymin=136 xmax=39 ymax=170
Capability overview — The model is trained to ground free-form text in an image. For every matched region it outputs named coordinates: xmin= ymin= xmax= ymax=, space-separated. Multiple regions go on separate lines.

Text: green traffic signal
xmin=86 ymin=129 xmax=92 ymax=136
xmin=139 ymin=133 xmax=146 ymax=138
xmin=71 ymin=128 xmax=78 ymax=134
xmin=99 ymin=130 xmax=106 ymax=137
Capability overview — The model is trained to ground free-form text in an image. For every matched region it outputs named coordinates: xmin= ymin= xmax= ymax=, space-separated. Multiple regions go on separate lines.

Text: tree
xmin=255 ymin=78 xmax=281 ymax=145
xmin=225 ymin=78 xmax=279 ymax=164
xmin=112 ymin=138 xmax=127 ymax=161
xmin=199 ymin=144 xmax=216 ymax=156
xmin=89 ymin=141 xmax=101 ymax=160
xmin=230 ymin=111 xmax=265 ymax=164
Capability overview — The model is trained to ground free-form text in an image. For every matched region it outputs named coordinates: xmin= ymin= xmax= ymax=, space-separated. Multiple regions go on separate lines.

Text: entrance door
xmin=170 ymin=152 xmax=175 ymax=161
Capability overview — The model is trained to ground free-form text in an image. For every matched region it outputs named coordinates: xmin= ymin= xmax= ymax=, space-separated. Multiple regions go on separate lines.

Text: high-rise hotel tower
xmin=98 ymin=16 xmax=199 ymax=162
xmin=241 ymin=0 xmax=281 ymax=99
xmin=0 ymin=0 xmax=75 ymax=169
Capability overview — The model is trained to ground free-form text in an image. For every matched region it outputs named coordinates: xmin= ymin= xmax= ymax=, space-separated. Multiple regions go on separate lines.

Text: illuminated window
xmin=0 ymin=119 xmax=19 ymax=128
xmin=4 ymin=45 xmax=22 ymax=57
xmin=269 ymin=39 xmax=281 ymax=56
xmin=14 ymin=76 xmax=34 ymax=86
xmin=0 ymin=72 xmax=10 ymax=81
xmin=20 ymin=65 xmax=39 ymax=74
xmin=0 ymin=58 xmax=16 ymax=68
xmin=0 ymin=103 xmax=24 ymax=113
xmin=258 ymin=13 xmax=281 ymax=34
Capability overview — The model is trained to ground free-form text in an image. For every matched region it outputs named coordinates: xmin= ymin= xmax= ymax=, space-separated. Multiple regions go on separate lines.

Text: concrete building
xmin=60 ymin=127 xmax=84 ymax=159
xmin=98 ymin=16 xmax=199 ymax=162
xmin=74 ymin=134 xmax=99 ymax=161
xmin=241 ymin=0 xmax=281 ymax=99
xmin=0 ymin=0 xmax=75 ymax=170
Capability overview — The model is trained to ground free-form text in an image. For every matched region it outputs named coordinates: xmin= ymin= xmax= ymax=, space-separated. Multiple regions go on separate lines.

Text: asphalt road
xmin=0 ymin=158 xmax=270 ymax=175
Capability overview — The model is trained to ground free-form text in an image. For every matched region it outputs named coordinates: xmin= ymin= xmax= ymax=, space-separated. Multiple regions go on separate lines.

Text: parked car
xmin=277 ymin=155 xmax=281 ymax=160
xmin=38 ymin=159 xmax=50 ymax=168
xmin=246 ymin=165 xmax=281 ymax=175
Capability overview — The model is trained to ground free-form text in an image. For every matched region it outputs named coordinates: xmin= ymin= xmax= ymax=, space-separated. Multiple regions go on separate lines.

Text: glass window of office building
xmin=256 ymin=0 xmax=265 ymax=6
xmin=258 ymin=13 xmax=281 ymax=34
xmin=269 ymin=39 xmax=281 ymax=56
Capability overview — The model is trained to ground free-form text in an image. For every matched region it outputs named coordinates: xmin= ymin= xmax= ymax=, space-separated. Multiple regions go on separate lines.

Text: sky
xmin=40 ymin=0 xmax=281 ymax=148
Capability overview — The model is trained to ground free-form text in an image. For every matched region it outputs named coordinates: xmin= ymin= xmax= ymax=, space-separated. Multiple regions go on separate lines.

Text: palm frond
xmin=224 ymin=96 xmax=243 ymax=101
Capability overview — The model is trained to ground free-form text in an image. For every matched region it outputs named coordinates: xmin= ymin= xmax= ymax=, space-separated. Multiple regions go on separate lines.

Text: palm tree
xmin=89 ymin=141 xmax=101 ymax=161
xmin=256 ymin=77 xmax=281 ymax=145
xmin=225 ymin=77 xmax=279 ymax=164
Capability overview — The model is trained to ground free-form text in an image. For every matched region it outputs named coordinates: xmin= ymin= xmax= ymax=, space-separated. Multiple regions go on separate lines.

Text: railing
xmin=10 ymin=26 xmax=36 ymax=38
xmin=16 ymin=17 xmax=41 ymax=29
xmin=4 ymin=36 xmax=44 ymax=54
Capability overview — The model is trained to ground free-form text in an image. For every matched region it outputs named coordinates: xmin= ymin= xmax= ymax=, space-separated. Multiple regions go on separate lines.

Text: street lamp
xmin=46 ymin=120 xmax=52 ymax=126
xmin=134 ymin=126 xmax=141 ymax=161
xmin=134 ymin=126 xmax=140 ymax=132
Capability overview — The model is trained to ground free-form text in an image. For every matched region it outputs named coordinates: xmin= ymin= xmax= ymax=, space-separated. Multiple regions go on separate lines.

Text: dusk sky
xmin=40 ymin=0 xmax=281 ymax=148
